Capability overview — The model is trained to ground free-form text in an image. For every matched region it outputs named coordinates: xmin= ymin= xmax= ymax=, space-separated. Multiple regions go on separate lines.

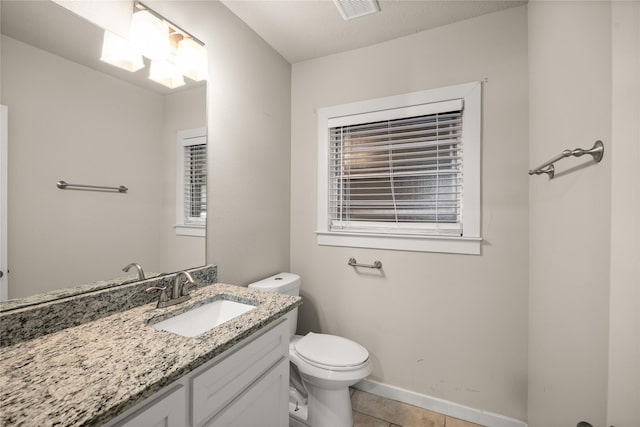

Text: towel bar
xmin=348 ymin=257 xmax=382 ymax=269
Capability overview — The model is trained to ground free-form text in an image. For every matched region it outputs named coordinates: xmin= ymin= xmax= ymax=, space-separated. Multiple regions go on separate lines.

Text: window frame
xmin=316 ymin=82 xmax=482 ymax=255
xmin=175 ymin=127 xmax=207 ymax=237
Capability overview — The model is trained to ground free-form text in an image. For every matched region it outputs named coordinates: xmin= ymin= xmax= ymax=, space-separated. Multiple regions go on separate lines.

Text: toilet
xmin=248 ymin=273 xmax=371 ymax=427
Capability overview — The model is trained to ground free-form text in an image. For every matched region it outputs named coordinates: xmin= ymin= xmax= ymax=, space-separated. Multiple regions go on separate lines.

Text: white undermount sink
xmin=151 ymin=299 xmax=256 ymax=337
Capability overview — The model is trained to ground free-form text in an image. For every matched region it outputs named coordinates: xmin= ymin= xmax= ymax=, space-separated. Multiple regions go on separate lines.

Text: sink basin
xmin=151 ymin=299 xmax=256 ymax=337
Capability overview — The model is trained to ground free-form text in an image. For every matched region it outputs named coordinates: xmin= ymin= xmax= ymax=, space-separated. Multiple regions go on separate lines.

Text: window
xmin=317 ymin=82 xmax=481 ymax=254
xmin=176 ymin=127 xmax=207 ymax=237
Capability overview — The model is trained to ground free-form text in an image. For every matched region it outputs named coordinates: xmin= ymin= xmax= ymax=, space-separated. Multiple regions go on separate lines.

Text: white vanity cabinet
xmin=104 ymin=319 xmax=289 ymax=427
xmin=113 ymin=385 xmax=188 ymax=427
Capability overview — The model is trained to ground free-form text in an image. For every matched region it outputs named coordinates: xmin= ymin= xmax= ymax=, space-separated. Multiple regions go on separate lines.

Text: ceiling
xmin=1 ymin=0 xmax=526 ymax=91
xmin=220 ymin=0 xmax=527 ymax=64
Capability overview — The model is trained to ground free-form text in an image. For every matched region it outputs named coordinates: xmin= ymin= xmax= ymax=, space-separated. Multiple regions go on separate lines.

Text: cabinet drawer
xmin=192 ymin=319 xmax=289 ymax=426
xmin=112 ymin=385 xmax=187 ymax=427
xmin=204 ymin=357 xmax=289 ymax=427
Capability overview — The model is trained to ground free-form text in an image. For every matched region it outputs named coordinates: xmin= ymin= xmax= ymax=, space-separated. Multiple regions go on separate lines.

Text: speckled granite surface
xmin=0 ymin=273 xmax=162 ymax=312
xmin=0 ymin=282 xmax=302 ymax=426
xmin=0 ymin=265 xmax=218 ymax=347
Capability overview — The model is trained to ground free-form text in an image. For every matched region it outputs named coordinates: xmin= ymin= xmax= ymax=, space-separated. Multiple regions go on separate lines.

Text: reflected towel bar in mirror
xmin=56 ymin=180 xmax=128 ymax=193
xmin=528 ymin=140 xmax=604 ymax=179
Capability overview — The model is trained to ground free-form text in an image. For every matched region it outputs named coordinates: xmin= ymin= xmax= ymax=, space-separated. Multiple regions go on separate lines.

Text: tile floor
xmin=351 ymin=390 xmax=482 ymax=427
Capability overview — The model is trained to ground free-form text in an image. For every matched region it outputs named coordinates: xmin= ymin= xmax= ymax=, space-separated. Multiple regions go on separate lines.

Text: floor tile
xmin=351 ymin=390 xmax=445 ymax=427
xmin=353 ymin=411 xmax=392 ymax=427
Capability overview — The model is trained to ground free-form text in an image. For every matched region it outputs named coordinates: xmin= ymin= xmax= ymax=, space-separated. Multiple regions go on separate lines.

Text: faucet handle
xmin=180 ymin=277 xmax=195 ymax=297
xmin=146 ymin=286 xmax=168 ymax=308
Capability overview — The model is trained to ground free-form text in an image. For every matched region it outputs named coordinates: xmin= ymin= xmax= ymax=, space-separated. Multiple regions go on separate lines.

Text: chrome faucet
xmin=146 ymin=271 xmax=195 ymax=309
xmin=122 ymin=262 xmax=145 ymax=280
xmin=172 ymin=271 xmax=195 ymax=299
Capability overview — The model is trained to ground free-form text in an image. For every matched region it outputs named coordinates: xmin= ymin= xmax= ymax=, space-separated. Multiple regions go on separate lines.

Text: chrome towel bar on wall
xmin=348 ymin=257 xmax=382 ymax=269
xmin=56 ymin=180 xmax=128 ymax=193
xmin=528 ymin=140 xmax=604 ymax=179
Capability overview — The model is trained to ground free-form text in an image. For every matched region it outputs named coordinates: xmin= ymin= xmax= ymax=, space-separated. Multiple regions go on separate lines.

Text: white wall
xmin=1 ymin=34 xmax=207 ymax=298
xmin=1 ymin=35 xmax=166 ymax=297
xmin=528 ymin=2 xmax=613 ymax=426
xmin=291 ymin=6 xmax=529 ymax=420
xmin=147 ymin=1 xmax=292 ymax=285
xmin=159 ymin=86 xmax=207 ymax=273
xmin=608 ymin=2 xmax=640 ymax=426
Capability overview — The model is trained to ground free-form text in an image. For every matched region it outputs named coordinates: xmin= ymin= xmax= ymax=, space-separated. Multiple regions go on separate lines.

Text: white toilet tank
xmin=248 ymin=272 xmax=300 ymax=337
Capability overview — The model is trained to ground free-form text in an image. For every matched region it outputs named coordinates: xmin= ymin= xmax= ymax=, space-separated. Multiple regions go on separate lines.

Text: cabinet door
xmin=204 ymin=358 xmax=289 ymax=427
xmin=112 ymin=385 xmax=187 ymax=427
xmin=192 ymin=320 xmax=289 ymax=426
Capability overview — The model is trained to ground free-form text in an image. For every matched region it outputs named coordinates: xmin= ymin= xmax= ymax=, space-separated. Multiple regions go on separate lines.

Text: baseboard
xmin=354 ymin=379 xmax=527 ymax=427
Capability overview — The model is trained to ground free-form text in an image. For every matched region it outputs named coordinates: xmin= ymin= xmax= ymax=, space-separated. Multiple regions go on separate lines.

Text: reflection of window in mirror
xmin=176 ymin=128 xmax=207 ymax=237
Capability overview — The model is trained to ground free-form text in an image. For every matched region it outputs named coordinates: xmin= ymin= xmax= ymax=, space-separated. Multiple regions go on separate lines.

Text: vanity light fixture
xmin=333 ymin=0 xmax=381 ymax=21
xmin=98 ymin=1 xmax=207 ymax=89
xmin=100 ymin=30 xmax=145 ymax=72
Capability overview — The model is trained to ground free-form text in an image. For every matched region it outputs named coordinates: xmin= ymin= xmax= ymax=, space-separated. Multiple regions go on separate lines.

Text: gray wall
xmin=527 ymin=1 xmax=639 ymax=426
xmin=149 ymin=1 xmax=292 ymax=285
xmin=159 ymin=86 xmax=207 ymax=273
xmin=1 ymin=34 xmax=206 ymax=298
xmin=608 ymin=3 xmax=640 ymax=426
xmin=291 ymin=6 xmax=529 ymax=420
xmin=527 ymin=2 xmax=611 ymax=425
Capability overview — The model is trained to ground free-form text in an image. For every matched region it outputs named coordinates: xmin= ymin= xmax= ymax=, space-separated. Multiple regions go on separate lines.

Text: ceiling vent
xmin=333 ymin=0 xmax=381 ymax=21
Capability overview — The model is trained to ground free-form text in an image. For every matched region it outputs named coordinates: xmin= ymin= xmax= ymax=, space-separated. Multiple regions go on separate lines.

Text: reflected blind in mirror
xmin=184 ymin=143 xmax=207 ymax=223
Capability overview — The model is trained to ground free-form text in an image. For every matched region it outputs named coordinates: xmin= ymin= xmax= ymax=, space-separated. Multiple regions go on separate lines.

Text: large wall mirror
xmin=0 ymin=0 xmax=207 ymax=304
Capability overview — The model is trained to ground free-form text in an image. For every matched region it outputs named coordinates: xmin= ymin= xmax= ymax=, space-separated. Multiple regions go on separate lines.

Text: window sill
xmin=175 ymin=224 xmax=206 ymax=237
xmin=316 ymin=231 xmax=481 ymax=255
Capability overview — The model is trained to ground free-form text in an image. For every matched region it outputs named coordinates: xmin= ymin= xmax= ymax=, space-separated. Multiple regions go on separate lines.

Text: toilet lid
xmin=294 ymin=333 xmax=369 ymax=368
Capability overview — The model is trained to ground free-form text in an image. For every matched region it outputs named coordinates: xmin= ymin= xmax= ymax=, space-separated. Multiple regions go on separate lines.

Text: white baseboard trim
xmin=354 ymin=379 xmax=527 ymax=427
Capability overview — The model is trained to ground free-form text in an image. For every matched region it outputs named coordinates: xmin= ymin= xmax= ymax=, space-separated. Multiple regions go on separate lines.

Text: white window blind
xmin=329 ymin=100 xmax=463 ymax=236
xmin=184 ymin=143 xmax=207 ymax=224
xmin=317 ymin=82 xmax=481 ymax=254
xmin=176 ymin=127 xmax=207 ymax=236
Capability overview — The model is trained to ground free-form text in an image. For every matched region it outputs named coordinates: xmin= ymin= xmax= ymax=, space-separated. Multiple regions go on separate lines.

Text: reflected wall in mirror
xmin=0 ymin=0 xmax=207 ymax=301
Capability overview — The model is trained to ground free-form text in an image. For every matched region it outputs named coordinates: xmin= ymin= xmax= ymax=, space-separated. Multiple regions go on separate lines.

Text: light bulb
xmin=149 ymin=59 xmax=185 ymax=89
xmin=176 ymin=38 xmax=208 ymax=81
xmin=129 ymin=10 xmax=170 ymax=61
xmin=100 ymin=30 xmax=144 ymax=72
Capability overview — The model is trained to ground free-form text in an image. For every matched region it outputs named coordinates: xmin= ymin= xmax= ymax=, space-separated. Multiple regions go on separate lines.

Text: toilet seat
xmin=293 ymin=333 xmax=369 ymax=371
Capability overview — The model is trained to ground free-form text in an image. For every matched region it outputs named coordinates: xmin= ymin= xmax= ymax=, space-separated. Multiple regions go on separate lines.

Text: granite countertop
xmin=0 ymin=273 xmax=162 ymax=312
xmin=0 ymin=283 xmax=302 ymax=426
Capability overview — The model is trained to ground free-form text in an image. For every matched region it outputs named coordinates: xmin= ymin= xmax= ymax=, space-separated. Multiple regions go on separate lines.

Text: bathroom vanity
xmin=105 ymin=319 xmax=290 ymax=427
xmin=0 ymin=273 xmax=301 ymax=426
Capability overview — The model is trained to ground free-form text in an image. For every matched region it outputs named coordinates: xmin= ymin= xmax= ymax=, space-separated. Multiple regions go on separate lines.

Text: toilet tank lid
xmin=248 ymin=272 xmax=300 ymax=292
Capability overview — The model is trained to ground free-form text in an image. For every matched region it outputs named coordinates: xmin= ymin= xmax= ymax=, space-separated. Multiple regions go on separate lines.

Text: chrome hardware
xmin=146 ymin=271 xmax=195 ymax=308
xmin=122 ymin=262 xmax=145 ymax=280
xmin=348 ymin=257 xmax=382 ymax=269
xmin=56 ymin=180 xmax=128 ymax=193
xmin=145 ymin=286 xmax=169 ymax=308
xmin=173 ymin=271 xmax=195 ymax=299
xmin=529 ymin=140 xmax=604 ymax=179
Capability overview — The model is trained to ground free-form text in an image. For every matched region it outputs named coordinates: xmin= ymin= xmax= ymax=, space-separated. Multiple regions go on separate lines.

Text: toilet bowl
xmin=248 ymin=273 xmax=371 ymax=427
